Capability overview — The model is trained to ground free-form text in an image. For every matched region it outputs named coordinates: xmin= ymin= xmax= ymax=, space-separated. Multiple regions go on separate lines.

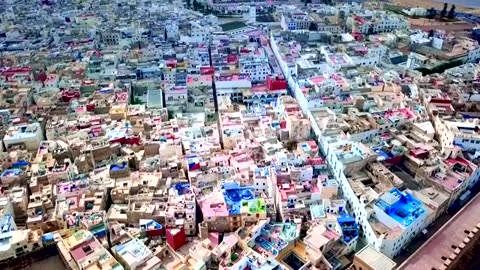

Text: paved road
xmin=262 ymin=35 xmax=285 ymax=78
xmin=410 ymin=22 xmax=476 ymax=32
xmin=394 ymin=211 xmax=453 ymax=264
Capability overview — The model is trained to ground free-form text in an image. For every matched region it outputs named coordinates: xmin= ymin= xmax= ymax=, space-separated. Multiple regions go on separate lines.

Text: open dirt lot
xmin=391 ymin=0 xmax=480 ymax=13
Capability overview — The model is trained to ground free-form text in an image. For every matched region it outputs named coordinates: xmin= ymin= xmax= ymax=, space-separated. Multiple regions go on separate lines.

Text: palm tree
xmin=448 ymin=5 xmax=456 ymax=19
xmin=440 ymin=3 xmax=448 ymax=18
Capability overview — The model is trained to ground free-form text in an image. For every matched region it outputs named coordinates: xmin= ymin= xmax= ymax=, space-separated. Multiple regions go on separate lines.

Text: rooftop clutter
xmin=0 ymin=1 xmax=479 ymax=270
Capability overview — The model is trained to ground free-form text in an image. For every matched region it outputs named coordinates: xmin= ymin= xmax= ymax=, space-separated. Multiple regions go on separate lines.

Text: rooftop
xmin=200 ymin=192 xmax=229 ymax=218
xmin=114 ymin=239 xmax=152 ymax=267
xmin=4 ymin=123 xmax=40 ymax=140
xmin=355 ymin=245 xmax=396 ymax=270
xmin=249 ymin=222 xmax=299 ymax=257
xmin=70 ymin=238 xmax=101 ymax=261
xmin=223 ymin=182 xmax=256 ymax=215
xmin=337 ymin=213 xmax=359 ymax=243
xmin=64 ymin=230 xmax=93 ymax=250
xmin=375 ymin=189 xmax=426 ymax=228
xmin=334 ymin=143 xmax=367 ymax=165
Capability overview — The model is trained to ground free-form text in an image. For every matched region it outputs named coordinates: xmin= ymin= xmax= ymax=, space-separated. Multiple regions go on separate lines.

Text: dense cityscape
xmin=0 ymin=0 xmax=480 ymax=270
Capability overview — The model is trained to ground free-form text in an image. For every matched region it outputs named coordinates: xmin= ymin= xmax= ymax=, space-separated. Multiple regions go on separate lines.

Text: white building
xmin=243 ymin=75 xmax=288 ymax=104
xmin=164 ymin=85 xmax=187 ymax=110
xmin=112 ymin=238 xmax=153 ymax=270
xmin=350 ymin=44 xmax=387 ymax=67
xmin=435 ymin=118 xmax=480 ymax=153
xmin=402 ymin=7 xmax=427 ymax=17
xmin=248 ymin=4 xmax=256 ymax=24
xmin=0 ymin=199 xmax=16 ymax=233
xmin=239 ymin=55 xmax=271 ymax=82
xmin=219 ymin=112 xmax=245 ymax=150
xmin=165 ymin=20 xmax=179 ymax=41
xmin=281 ymin=11 xmax=311 ymax=31
xmin=112 ymin=27 xmax=151 ymax=47
xmin=320 ymin=46 xmax=356 ymax=69
xmin=320 ymin=138 xmax=428 ymax=258
xmin=0 ymin=229 xmax=44 ymax=261
xmin=347 ymin=12 xmax=408 ymax=34
xmin=188 ymin=22 xmax=219 ymax=44
xmin=3 ymin=123 xmax=43 ymax=151
xmin=215 ymin=73 xmax=252 ymax=103
xmin=406 ymin=52 xmax=428 ymax=69
xmin=0 ymin=6 xmax=15 ymax=21
xmin=188 ymin=46 xmax=211 ymax=68
xmin=372 ymin=189 xmax=428 ymax=258
xmin=253 ymin=167 xmax=276 ymax=197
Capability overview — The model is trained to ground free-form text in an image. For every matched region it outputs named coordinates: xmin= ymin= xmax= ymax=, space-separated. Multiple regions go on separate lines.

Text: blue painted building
xmin=222 ymin=182 xmax=256 ymax=215
xmin=337 ymin=213 xmax=359 ymax=244
xmin=373 ymin=188 xmax=427 ymax=257
xmin=375 ymin=189 xmax=426 ymax=228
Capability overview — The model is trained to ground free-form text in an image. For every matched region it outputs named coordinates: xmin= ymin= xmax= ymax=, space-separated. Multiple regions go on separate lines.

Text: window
xmin=82 ymin=245 xmax=93 ymax=254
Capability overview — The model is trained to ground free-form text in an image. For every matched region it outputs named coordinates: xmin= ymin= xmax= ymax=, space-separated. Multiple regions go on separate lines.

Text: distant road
xmin=432 ymin=0 xmax=480 ymax=9
xmin=23 ymin=256 xmax=65 ymax=270
xmin=398 ymin=190 xmax=480 ymax=270
xmin=391 ymin=0 xmax=480 ymax=13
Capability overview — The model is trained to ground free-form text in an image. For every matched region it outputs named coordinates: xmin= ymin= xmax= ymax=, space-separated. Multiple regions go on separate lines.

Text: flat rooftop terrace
xmin=376 ymin=189 xmax=425 ymax=228
xmin=398 ymin=191 xmax=480 ymax=270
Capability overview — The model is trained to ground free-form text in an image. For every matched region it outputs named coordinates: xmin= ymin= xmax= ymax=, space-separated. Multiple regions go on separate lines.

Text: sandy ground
xmin=391 ymin=0 xmax=480 ymax=13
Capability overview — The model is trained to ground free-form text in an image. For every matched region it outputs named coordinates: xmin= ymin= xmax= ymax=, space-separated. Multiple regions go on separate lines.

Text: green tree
xmin=285 ymin=140 xmax=297 ymax=151
xmin=132 ymin=97 xmax=144 ymax=105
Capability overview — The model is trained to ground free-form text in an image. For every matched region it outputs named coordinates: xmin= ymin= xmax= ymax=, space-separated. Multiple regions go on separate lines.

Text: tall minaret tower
xmin=249 ymin=3 xmax=256 ymax=24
